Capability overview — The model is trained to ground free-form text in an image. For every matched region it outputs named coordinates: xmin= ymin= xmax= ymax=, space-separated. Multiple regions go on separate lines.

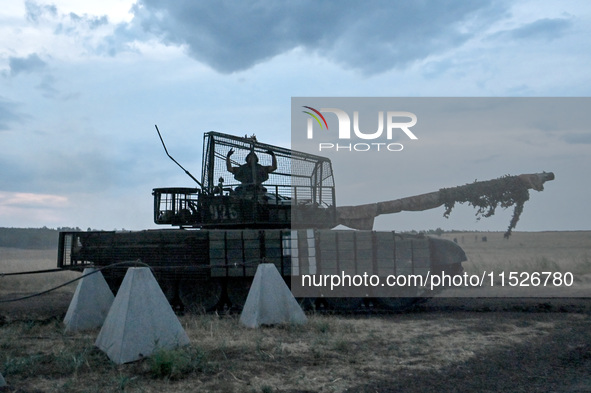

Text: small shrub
xmin=3 ymin=354 xmax=43 ymax=376
xmin=331 ymin=338 xmax=349 ymax=352
xmin=534 ymin=256 xmax=560 ymax=272
xmin=148 ymin=346 xmax=211 ymax=379
xmin=115 ymin=374 xmax=138 ymax=391
xmin=315 ymin=320 xmax=331 ymax=333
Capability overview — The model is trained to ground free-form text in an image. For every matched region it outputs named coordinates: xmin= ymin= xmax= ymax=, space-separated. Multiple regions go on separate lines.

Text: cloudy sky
xmin=0 ymin=0 xmax=590 ymax=232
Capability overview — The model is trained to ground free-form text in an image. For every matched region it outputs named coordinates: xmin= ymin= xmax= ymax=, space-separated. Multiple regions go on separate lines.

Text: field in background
xmin=439 ymin=231 xmax=591 ymax=276
xmin=0 ymin=247 xmax=78 ymax=294
xmin=436 ymin=231 xmax=591 ymax=298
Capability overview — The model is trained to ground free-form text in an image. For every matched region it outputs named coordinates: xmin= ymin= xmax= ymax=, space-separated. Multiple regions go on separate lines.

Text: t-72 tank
xmin=57 ymin=130 xmax=554 ymax=312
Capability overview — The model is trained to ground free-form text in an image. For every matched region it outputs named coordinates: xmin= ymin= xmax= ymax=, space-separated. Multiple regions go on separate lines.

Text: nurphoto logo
xmin=301 ymin=105 xmax=418 ymax=152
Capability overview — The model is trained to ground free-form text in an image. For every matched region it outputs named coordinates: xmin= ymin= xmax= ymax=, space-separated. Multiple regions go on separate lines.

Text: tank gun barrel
xmin=336 ymin=172 xmax=555 ymax=234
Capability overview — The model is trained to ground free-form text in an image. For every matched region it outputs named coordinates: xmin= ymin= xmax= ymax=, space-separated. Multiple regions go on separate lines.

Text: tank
xmin=57 ymin=130 xmax=554 ymax=312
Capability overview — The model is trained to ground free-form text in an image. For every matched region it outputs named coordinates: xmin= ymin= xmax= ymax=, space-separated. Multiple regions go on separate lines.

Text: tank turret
xmin=153 ymin=131 xmax=337 ymax=229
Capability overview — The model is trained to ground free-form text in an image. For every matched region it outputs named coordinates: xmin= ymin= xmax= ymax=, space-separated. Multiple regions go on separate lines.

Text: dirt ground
xmin=360 ymin=297 xmax=591 ymax=393
xmin=1 ymin=290 xmax=590 ymax=393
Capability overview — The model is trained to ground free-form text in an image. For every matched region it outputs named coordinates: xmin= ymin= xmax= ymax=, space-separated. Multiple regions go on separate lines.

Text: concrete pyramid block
xmin=64 ymin=267 xmax=114 ymax=332
xmin=95 ymin=267 xmax=190 ymax=364
xmin=0 ymin=372 xmax=6 ymax=387
xmin=240 ymin=263 xmax=307 ymax=328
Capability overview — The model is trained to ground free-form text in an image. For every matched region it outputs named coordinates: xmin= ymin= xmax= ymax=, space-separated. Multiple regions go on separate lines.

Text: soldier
xmin=226 ymin=149 xmax=277 ymax=197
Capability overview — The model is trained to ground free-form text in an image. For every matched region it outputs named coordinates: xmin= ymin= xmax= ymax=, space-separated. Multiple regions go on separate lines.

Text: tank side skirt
xmin=56 ymin=229 xmax=466 ymax=312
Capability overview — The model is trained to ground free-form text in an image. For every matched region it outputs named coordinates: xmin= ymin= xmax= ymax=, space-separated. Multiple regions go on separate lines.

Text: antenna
xmin=155 ymin=125 xmax=204 ymax=188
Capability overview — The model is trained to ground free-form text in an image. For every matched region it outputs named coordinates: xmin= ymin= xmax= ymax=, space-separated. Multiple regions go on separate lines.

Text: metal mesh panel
xmin=153 ymin=188 xmax=200 ymax=225
xmin=201 ymin=132 xmax=335 ymax=208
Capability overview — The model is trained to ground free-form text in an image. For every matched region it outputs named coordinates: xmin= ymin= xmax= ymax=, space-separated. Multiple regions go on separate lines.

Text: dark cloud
xmin=126 ymin=0 xmax=504 ymax=74
xmin=8 ymin=53 xmax=47 ymax=76
xmin=491 ymin=17 xmax=572 ymax=41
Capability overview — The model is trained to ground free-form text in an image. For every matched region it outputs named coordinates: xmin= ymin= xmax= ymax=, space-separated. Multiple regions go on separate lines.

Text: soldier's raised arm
xmin=265 ymin=150 xmax=277 ymax=173
xmin=226 ymin=149 xmax=237 ymax=174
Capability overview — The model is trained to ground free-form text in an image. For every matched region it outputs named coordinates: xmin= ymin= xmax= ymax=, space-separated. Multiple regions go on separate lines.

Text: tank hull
xmin=58 ymin=229 xmax=466 ymax=311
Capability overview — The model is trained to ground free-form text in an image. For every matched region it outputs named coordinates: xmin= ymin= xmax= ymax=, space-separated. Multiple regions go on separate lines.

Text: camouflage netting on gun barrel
xmin=337 ymin=172 xmax=554 ymax=238
xmin=439 ymin=175 xmax=530 ymax=238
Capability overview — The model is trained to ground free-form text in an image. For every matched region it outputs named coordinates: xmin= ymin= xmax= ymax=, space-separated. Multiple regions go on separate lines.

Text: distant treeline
xmin=0 ymin=227 xmax=81 ymax=249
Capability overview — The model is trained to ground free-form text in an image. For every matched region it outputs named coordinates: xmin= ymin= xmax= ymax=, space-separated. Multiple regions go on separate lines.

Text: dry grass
xmin=2 ymin=311 xmax=588 ymax=392
xmin=0 ymin=247 xmax=78 ymax=294
xmin=439 ymin=231 xmax=591 ymax=275
xmin=437 ymin=231 xmax=591 ymax=297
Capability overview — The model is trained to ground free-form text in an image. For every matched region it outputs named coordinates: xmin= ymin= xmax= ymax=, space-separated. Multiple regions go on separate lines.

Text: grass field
xmin=0 ymin=247 xmax=79 ymax=294
xmin=1 ymin=231 xmax=591 ymax=392
xmin=437 ymin=231 xmax=591 ymax=297
xmin=440 ymin=231 xmax=591 ymax=276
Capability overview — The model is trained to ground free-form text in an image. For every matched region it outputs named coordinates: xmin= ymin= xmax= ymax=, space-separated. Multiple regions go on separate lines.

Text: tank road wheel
xmin=226 ymin=278 xmax=252 ymax=310
xmin=375 ymin=297 xmax=423 ymax=311
xmin=157 ymin=279 xmax=178 ymax=303
xmin=156 ymin=279 xmax=185 ymax=312
xmin=323 ymin=297 xmax=364 ymax=312
xmin=296 ymin=298 xmax=317 ymax=311
xmin=179 ymin=279 xmax=223 ymax=313
xmin=374 ymin=285 xmax=431 ymax=311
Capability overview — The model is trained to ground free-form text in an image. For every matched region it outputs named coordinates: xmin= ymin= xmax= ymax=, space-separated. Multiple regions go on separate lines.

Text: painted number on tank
xmin=209 ymin=203 xmax=238 ymax=221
